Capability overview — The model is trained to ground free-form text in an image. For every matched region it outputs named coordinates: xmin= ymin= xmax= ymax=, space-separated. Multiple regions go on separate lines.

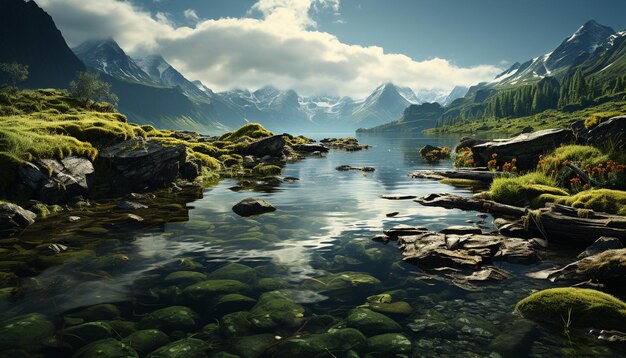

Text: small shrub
xmin=584 ymin=111 xmax=622 ymax=129
xmin=454 ymin=147 xmax=475 ymax=168
xmin=419 ymin=145 xmax=452 ymax=162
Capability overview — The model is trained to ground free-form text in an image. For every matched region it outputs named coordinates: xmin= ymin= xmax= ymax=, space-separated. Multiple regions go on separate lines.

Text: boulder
xmin=61 ymin=321 xmax=113 ymax=349
xmin=471 ymin=128 xmax=574 ymax=170
xmin=145 ymin=338 xmax=207 ymax=358
xmin=95 ymin=138 xmax=186 ymax=194
xmin=18 ymin=157 xmax=94 ymax=204
xmin=515 ymin=288 xmax=626 ymax=330
xmin=0 ymin=202 xmax=36 ymax=235
xmin=273 ymin=328 xmax=367 ymax=357
xmin=139 ymin=306 xmax=200 ymax=333
xmin=336 ymin=165 xmax=375 ymax=172
xmin=346 ymin=308 xmax=402 ymax=336
xmin=73 ymin=338 xmax=138 ymax=358
xmin=232 ymin=198 xmax=276 ymax=217
xmin=549 ymin=248 xmax=626 ymax=287
xmin=122 ymin=329 xmax=170 ymax=356
xmin=578 ymin=237 xmax=623 ymax=259
xmin=244 ymin=135 xmax=286 ymax=157
xmin=292 ymin=143 xmax=329 ymax=153
xmin=366 ymin=333 xmax=412 ymax=356
xmin=248 ymin=291 xmax=305 ymax=329
xmin=0 ymin=313 xmax=55 ymax=352
xmin=587 ymin=115 xmax=626 ymax=150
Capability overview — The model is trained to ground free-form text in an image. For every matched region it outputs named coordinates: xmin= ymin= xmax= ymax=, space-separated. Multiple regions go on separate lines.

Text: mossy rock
xmin=38 ymin=249 xmax=96 ymax=267
xmin=73 ymin=338 xmax=138 ymax=358
xmin=61 ymin=321 xmax=113 ymax=349
xmin=123 ymin=329 xmax=170 ymax=356
xmin=273 ymin=328 xmax=367 ymax=357
xmin=164 ymin=271 xmax=208 ymax=287
xmin=368 ymin=301 xmax=412 ymax=316
xmin=220 ymin=311 xmax=252 ymax=338
xmin=139 ymin=306 xmax=199 ymax=333
xmin=255 ymin=277 xmax=287 ymax=291
xmin=207 ymin=263 xmax=257 ymax=285
xmin=84 ymin=254 xmax=130 ymax=271
xmin=488 ymin=319 xmax=538 ymax=358
xmin=183 ymin=280 xmax=250 ymax=305
xmin=229 ymin=334 xmax=276 ymax=358
xmin=366 ymin=333 xmax=412 ymax=355
xmin=515 ymin=287 xmax=626 ymax=330
xmin=210 ymin=352 xmax=240 ymax=358
xmin=0 ymin=313 xmax=55 ymax=352
xmin=248 ymin=291 xmax=305 ymax=329
xmin=321 ymin=271 xmax=381 ymax=293
xmin=346 ymin=309 xmax=402 ymax=336
xmin=144 ymin=338 xmax=208 ymax=358
xmin=539 ymin=189 xmax=626 ymax=216
xmin=105 ymin=320 xmax=137 ymax=338
xmin=214 ymin=294 xmax=257 ymax=316
xmin=65 ymin=303 xmax=121 ymax=322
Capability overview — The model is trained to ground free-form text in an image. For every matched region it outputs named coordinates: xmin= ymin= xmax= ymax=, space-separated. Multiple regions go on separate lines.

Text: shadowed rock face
xmin=471 ymin=128 xmax=574 ymax=170
xmin=0 ymin=202 xmax=36 ymax=235
xmin=18 ymin=157 xmax=94 ymax=204
xmin=587 ymin=115 xmax=626 ymax=150
xmin=95 ymin=137 xmax=186 ymax=195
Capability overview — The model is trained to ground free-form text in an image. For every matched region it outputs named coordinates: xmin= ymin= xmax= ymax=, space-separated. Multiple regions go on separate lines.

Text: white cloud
xmin=37 ymin=0 xmax=501 ymax=97
xmin=183 ymin=8 xmax=199 ymax=22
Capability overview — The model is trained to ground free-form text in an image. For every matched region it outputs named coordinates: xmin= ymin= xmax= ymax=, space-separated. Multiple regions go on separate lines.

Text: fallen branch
xmin=566 ymin=162 xmax=601 ymax=187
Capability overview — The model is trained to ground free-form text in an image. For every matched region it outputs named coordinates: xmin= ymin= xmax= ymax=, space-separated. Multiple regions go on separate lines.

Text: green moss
xmin=489 ymin=172 xmax=566 ymax=206
xmin=439 ymin=178 xmax=486 ymax=187
xmin=219 ymin=123 xmax=272 ymax=141
xmin=252 ymin=164 xmax=282 ymax=177
xmin=515 ymin=287 xmax=626 ymax=330
xmin=538 ymin=189 xmax=626 ymax=216
xmin=584 ymin=111 xmax=622 ymax=129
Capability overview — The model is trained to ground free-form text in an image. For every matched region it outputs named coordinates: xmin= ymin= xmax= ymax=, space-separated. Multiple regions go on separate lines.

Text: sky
xmin=36 ymin=0 xmax=626 ymax=97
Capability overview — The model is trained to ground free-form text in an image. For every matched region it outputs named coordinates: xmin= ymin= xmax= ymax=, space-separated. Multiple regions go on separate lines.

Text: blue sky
xmin=39 ymin=0 xmax=626 ymax=96
xmin=134 ymin=0 xmax=626 ymax=67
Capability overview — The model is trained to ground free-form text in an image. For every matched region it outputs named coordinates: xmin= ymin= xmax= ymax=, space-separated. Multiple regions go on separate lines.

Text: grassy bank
xmin=0 ymin=89 xmax=303 ymax=196
xmin=425 ymin=100 xmax=626 ymax=136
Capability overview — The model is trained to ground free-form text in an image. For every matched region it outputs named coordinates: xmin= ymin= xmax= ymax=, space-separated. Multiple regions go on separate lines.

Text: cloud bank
xmin=38 ymin=0 xmax=501 ymax=97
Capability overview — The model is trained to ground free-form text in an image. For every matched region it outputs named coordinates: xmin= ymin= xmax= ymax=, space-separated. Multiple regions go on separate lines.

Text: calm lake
xmin=3 ymin=132 xmax=622 ymax=357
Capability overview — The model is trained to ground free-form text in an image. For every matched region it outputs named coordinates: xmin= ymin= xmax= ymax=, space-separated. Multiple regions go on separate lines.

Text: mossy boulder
xmin=164 ymin=271 xmax=208 ymax=287
xmin=145 ymin=338 xmax=208 ymax=358
xmin=207 ymin=263 xmax=257 ymax=285
xmin=122 ymin=329 xmax=170 ymax=356
xmin=0 ymin=313 xmax=55 ymax=352
xmin=366 ymin=333 xmax=412 ymax=355
xmin=61 ymin=321 xmax=113 ymax=349
xmin=488 ymin=319 xmax=539 ymax=358
xmin=273 ymin=328 xmax=367 ymax=357
xmin=367 ymin=301 xmax=412 ymax=316
xmin=182 ymin=280 xmax=250 ymax=304
xmin=214 ymin=294 xmax=257 ymax=316
xmin=139 ymin=306 xmax=200 ymax=333
xmin=539 ymin=189 xmax=626 ymax=216
xmin=515 ymin=287 xmax=626 ymax=330
xmin=73 ymin=338 xmax=138 ymax=358
xmin=220 ymin=311 xmax=252 ymax=338
xmin=248 ymin=291 xmax=305 ymax=329
xmin=346 ymin=309 xmax=402 ymax=336
xmin=229 ymin=334 xmax=276 ymax=358
xmin=65 ymin=303 xmax=121 ymax=322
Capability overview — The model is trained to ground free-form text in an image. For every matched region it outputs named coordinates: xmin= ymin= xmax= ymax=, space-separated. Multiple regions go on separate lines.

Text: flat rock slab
xmin=232 ymin=198 xmax=276 ymax=217
xmin=383 ymin=225 xmax=428 ymax=237
xmin=381 ymin=195 xmax=417 ymax=200
xmin=336 ymin=165 xmax=375 ymax=172
xmin=440 ymin=226 xmax=482 ymax=235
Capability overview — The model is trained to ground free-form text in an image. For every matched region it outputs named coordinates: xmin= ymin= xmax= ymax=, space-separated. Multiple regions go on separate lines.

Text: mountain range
xmin=363 ymin=19 xmax=626 ymax=132
xmin=0 ymin=0 xmax=467 ymax=134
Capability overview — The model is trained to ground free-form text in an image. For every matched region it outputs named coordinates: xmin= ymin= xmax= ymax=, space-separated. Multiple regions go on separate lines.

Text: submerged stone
xmin=0 ymin=313 xmax=55 ymax=352
xmin=346 ymin=309 xmax=402 ymax=336
xmin=368 ymin=301 xmax=412 ymax=316
xmin=274 ymin=328 xmax=367 ymax=357
xmin=164 ymin=271 xmax=208 ymax=287
xmin=65 ymin=304 xmax=121 ymax=322
xmin=214 ymin=294 xmax=257 ymax=315
xmin=73 ymin=338 xmax=138 ymax=358
xmin=139 ymin=306 xmax=199 ymax=333
xmin=123 ymin=329 xmax=170 ymax=356
xmin=248 ymin=291 xmax=305 ymax=329
xmin=366 ymin=333 xmax=412 ymax=355
xmin=232 ymin=198 xmax=276 ymax=217
xmin=208 ymin=263 xmax=257 ymax=285
xmin=145 ymin=338 xmax=207 ymax=358
xmin=183 ymin=280 xmax=250 ymax=304
xmin=220 ymin=311 xmax=252 ymax=338
xmin=230 ymin=334 xmax=277 ymax=358
xmin=488 ymin=319 xmax=538 ymax=358
xmin=61 ymin=321 xmax=113 ymax=349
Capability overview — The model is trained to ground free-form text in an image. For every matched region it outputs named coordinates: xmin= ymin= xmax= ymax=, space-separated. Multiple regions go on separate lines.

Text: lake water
xmin=2 ymin=133 xmax=622 ymax=357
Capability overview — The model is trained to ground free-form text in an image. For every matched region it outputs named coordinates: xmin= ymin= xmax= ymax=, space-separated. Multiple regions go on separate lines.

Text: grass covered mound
xmin=539 ymin=189 xmax=626 ymax=216
xmin=488 ymin=172 xmax=567 ymax=206
xmin=515 ymin=287 xmax=626 ymax=330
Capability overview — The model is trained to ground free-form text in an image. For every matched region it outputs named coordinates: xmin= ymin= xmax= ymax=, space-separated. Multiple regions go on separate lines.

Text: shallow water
xmin=2 ymin=133 xmax=624 ymax=357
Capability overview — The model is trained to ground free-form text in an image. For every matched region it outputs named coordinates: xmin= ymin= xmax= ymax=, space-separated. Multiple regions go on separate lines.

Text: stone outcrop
xmin=587 ymin=115 xmax=626 ymax=150
xmin=0 ymin=202 xmax=36 ymax=235
xmin=244 ymin=135 xmax=286 ymax=157
xmin=548 ymin=248 xmax=626 ymax=287
xmin=95 ymin=138 xmax=186 ymax=194
xmin=18 ymin=156 xmax=94 ymax=204
xmin=471 ymin=128 xmax=574 ymax=170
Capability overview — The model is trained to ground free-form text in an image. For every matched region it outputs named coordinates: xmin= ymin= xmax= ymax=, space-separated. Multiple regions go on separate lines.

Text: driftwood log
xmin=415 ymin=193 xmax=626 ymax=246
xmin=410 ymin=169 xmax=504 ymax=183
xmin=415 ymin=193 xmax=527 ymax=217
